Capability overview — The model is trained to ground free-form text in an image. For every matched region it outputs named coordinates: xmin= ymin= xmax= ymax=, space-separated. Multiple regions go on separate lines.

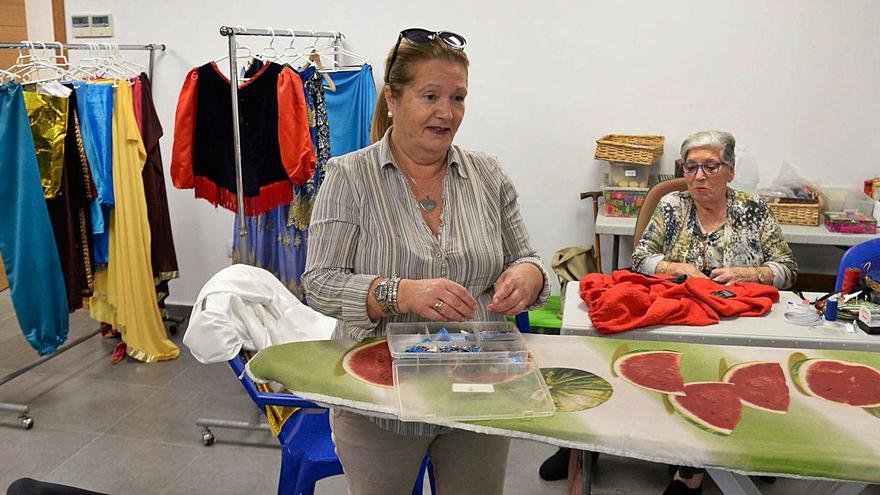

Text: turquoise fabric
xmin=323 ymin=64 xmax=376 ymax=157
xmin=0 ymin=82 xmax=69 ymax=355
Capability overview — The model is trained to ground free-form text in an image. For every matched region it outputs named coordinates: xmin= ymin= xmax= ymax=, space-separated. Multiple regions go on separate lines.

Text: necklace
xmin=403 ymin=164 xmax=446 ymax=213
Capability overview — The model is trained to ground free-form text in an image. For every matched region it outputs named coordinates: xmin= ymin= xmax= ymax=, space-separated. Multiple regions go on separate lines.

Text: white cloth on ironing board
xmin=183 ymin=264 xmax=338 ymax=364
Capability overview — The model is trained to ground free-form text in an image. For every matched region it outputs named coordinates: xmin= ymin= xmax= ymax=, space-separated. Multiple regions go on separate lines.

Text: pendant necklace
xmin=404 ymin=164 xmax=446 ymax=213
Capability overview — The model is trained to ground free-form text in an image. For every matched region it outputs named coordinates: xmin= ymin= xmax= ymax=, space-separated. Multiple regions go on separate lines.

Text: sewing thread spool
xmin=842 ymin=268 xmax=861 ymax=295
xmin=825 ymin=297 xmax=839 ymax=321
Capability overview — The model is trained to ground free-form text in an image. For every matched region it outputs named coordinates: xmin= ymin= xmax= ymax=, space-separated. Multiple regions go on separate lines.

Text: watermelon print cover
xmin=247 ymin=334 xmax=880 ymax=483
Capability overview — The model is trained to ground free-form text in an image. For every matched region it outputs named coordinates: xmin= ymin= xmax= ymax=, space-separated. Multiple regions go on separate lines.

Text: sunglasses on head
xmin=384 ymin=28 xmax=467 ymax=83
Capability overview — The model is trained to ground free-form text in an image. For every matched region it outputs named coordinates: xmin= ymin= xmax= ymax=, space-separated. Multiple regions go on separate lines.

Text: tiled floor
xmin=0 ymin=291 xmax=877 ymax=494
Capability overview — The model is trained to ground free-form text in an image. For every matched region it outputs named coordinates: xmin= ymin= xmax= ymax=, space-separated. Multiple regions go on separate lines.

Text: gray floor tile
xmin=45 ymin=434 xmax=202 ymax=494
xmin=107 ymin=386 xmax=277 ymax=451
xmin=0 ymin=426 xmax=96 ymax=491
xmin=164 ymin=360 xmax=246 ymax=396
xmin=0 ymin=331 xmax=115 ymax=378
xmin=1 ymin=374 xmax=157 ymax=434
xmin=79 ymin=344 xmax=194 ymax=388
xmin=160 ymin=447 xmax=280 ymax=495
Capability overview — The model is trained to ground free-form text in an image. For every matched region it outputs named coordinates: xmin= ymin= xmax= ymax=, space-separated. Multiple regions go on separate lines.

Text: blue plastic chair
xmin=514 ymin=311 xmax=531 ymax=333
xmin=228 ymin=354 xmax=435 ymax=495
xmin=835 ymin=238 xmax=880 ymax=291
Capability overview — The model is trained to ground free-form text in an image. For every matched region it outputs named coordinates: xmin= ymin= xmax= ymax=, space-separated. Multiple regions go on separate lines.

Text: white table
xmin=596 ymin=212 xmax=879 ymax=270
xmin=562 ymin=282 xmax=880 ymax=351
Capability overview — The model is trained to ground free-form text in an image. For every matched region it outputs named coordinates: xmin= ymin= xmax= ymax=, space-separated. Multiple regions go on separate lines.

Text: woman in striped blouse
xmin=303 ymin=29 xmax=550 ymax=494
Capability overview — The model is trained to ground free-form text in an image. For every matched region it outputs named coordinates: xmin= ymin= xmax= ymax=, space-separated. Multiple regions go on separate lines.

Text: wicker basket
xmin=595 ymin=135 xmax=664 ymax=165
xmin=768 ymin=199 xmax=821 ymax=226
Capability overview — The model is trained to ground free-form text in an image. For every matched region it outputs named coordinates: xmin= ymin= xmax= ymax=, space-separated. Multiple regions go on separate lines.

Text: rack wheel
xmin=19 ymin=415 xmax=34 ymax=430
xmin=201 ymin=429 xmax=215 ymax=446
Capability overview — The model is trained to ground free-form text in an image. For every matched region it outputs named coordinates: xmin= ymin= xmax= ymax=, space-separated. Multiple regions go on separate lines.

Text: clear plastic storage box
xmin=393 ymin=354 xmax=556 ymax=421
xmin=386 ymin=321 xmax=556 ymax=421
xmin=387 ymin=321 xmax=526 ymax=359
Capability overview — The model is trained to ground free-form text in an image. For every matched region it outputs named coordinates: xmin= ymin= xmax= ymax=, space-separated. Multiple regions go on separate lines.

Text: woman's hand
xmin=487 ymin=263 xmax=544 ymax=316
xmin=710 ymin=266 xmax=767 ymax=284
xmin=666 ymin=262 xmax=708 ymax=279
xmin=397 ymin=278 xmax=477 ymax=321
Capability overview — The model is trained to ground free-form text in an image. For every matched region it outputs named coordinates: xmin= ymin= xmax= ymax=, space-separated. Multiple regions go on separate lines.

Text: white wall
xmin=25 ymin=0 xmax=54 ymax=41
xmin=62 ymin=0 xmax=880 ymax=305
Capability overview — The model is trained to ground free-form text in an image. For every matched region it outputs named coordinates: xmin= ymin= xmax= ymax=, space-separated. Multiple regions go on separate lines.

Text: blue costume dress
xmin=324 ymin=64 xmax=376 ymax=156
xmin=73 ymin=82 xmax=114 ymax=266
xmin=0 ymin=82 xmax=69 ymax=355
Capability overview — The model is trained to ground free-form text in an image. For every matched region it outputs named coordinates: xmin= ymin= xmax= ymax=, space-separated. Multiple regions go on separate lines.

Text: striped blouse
xmin=303 ymin=129 xmax=550 ymax=436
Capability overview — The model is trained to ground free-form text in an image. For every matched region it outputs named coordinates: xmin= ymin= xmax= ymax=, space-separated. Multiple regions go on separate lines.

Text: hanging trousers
xmin=0 ymin=82 xmax=69 ymax=355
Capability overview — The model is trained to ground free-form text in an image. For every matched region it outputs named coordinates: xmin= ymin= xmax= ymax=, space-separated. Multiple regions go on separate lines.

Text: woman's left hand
xmin=709 ymin=267 xmax=755 ymax=284
xmin=487 ymin=263 xmax=543 ymax=316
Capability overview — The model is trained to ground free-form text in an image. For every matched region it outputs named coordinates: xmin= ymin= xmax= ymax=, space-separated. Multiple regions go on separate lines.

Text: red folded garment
xmin=579 ymin=271 xmax=779 ymax=334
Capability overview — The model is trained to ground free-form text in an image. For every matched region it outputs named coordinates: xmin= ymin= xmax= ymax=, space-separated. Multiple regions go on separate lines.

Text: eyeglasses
xmin=683 ymin=161 xmax=726 ymax=176
xmin=384 ymin=28 xmax=467 ymax=83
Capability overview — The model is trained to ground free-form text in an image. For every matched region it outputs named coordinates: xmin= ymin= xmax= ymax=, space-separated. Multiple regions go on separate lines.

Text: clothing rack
xmin=0 ymin=41 xmax=165 ymax=430
xmin=218 ymin=26 xmax=341 ymax=251
xmin=0 ymin=42 xmax=165 ymax=83
xmin=193 ymin=27 xmax=343 ymax=440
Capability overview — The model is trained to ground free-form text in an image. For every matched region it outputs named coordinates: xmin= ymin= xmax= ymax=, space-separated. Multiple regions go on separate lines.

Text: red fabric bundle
xmin=579 ymin=271 xmax=779 ymax=334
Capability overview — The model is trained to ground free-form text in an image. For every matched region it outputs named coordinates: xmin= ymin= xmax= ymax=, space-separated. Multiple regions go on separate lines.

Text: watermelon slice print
xmin=540 ymin=368 xmax=613 ymax=413
xmin=613 ymin=350 xmax=686 ymax=395
xmin=791 ymin=357 xmax=880 ymax=408
xmin=722 ymin=361 xmax=790 ymax=414
xmin=668 ymin=382 xmax=743 ymax=436
xmin=342 ymin=339 xmax=393 ymax=389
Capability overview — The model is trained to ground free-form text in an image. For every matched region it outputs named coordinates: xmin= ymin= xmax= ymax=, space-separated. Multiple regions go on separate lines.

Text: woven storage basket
xmin=768 ymin=199 xmax=821 ymax=226
xmin=595 ymin=135 xmax=664 ymax=165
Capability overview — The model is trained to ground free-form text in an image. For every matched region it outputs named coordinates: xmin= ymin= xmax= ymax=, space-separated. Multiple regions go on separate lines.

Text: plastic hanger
xmin=215 ymin=25 xmax=254 ymax=64
xmin=320 ymin=33 xmax=368 ymax=72
xmin=278 ymin=28 xmax=312 ymax=70
xmin=257 ymin=28 xmax=280 ymax=61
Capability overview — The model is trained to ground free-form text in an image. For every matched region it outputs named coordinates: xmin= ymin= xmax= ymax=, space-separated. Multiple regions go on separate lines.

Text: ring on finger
xmin=433 ymin=300 xmax=444 ymax=312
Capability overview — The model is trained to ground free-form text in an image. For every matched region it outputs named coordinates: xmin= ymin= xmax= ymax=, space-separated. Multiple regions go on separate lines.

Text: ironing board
xmin=246 ymin=334 xmax=880 ymax=494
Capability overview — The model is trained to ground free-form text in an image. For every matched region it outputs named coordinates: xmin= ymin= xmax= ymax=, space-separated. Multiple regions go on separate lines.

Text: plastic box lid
xmin=393 ymin=354 xmax=556 ymax=421
xmin=386 ymin=321 xmax=526 ymax=360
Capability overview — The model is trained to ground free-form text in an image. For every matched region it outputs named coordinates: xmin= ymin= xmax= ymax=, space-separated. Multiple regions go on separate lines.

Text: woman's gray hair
xmin=680 ymin=130 xmax=736 ymax=165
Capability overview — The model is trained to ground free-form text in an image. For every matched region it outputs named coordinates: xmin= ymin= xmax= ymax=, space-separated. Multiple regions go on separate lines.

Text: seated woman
xmin=633 ymin=130 xmax=798 ymax=494
xmin=633 ymin=130 xmax=797 ymax=289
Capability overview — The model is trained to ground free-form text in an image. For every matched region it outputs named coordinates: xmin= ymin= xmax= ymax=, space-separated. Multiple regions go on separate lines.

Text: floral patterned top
xmin=632 ymin=188 xmax=798 ymax=289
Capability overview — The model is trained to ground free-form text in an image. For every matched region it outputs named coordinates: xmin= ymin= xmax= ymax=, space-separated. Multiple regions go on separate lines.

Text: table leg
xmin=580 ymin=449 xmax=592 ymax=495
xmin=611 ymin=235 xmax=620 ymax=271
xmin=706 ymin=468 xmax=762 ymax=495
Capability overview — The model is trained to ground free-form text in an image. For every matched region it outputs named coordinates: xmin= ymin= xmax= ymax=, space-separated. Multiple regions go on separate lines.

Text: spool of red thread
xmin=842 ymin=267 xmax=861 ymax=295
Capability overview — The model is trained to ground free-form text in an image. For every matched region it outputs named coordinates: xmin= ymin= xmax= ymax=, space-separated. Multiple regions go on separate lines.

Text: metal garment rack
xmin=218 ymin=26 xmax=340 ymax=253
xmin=195 ymin=27 xmax=342 ymax=441
xmin=0 ymin=41 xmax=165 ymax=430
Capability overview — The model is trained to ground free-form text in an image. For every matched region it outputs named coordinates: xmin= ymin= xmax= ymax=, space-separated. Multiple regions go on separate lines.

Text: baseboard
xmin=164 ymin=303 xmax=193 ymax=322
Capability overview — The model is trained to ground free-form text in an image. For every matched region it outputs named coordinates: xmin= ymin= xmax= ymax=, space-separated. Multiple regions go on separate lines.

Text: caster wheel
xmin=168 ymin=325 xmax=178 ymax=335
xmin=201 ymin=431 xmax=215 ymax=446
xmin=19 ymin=415 xmax=34 ymax=430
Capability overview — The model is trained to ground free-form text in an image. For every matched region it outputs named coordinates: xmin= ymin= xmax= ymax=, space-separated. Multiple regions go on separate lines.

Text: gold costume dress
xmin=23 ymin=91 xmax=67 ymax=198
xmin=89 ymin=81 xmax=179 ymax=362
